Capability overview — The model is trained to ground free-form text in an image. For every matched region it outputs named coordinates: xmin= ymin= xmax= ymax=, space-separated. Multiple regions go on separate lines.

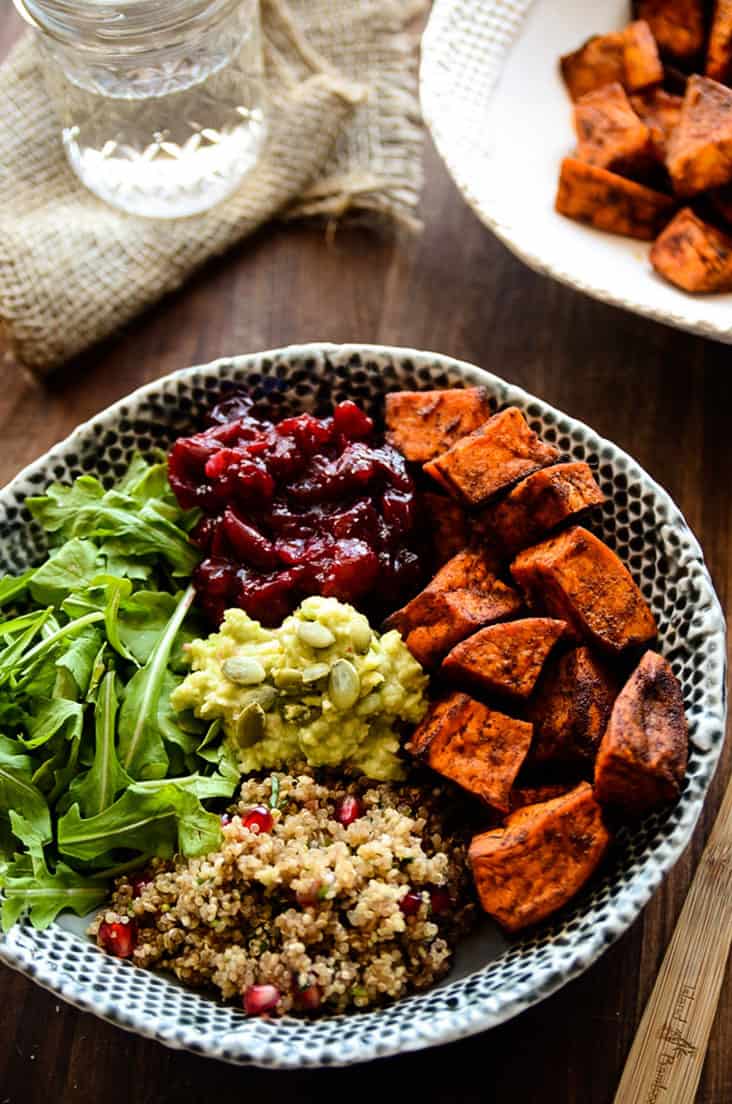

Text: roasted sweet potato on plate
xmin=707 ymin=0 xmax=732 ymax=83
xmin=442 ymin=617 xmax=566 ymax=700
xmin=709 ymin=182 xmax=732 ymax=223
xmin=468 ymin=782 xmax=612 ymax=932
xmin=630 ymin=87 xmax=684 ymax=161
xmin=556 ymin=157 xmax=675 ymax=239
xmin=424 ymin=406 xmax=559 ymax=507
xmin=633 ymin=0 xmax=706 ymax=65
xmin=409 ymin=691 xmax=532 ymax=812
xmin=385 ymin=546 xmax=522 ymax=668
xmin=508 ymin=783 xmax=575 ymax=812
xmin=666 ymin=75 xmax=732 ymax=196
xmin=480 ymin=461 xmax=606 ymax=556
xmin=594 ymin=650 xmax=688 ymax=813
xmin=422 ymin=492 xmax=470 ymax=567
xmin=561 ymin=22 xmax=662 ymax=101
xmin=574 ymin=82 xmax=653 ymax=172
xmin=384 ymin=387 xmax=493 ymax=463
xmin=650 ymin=207 xmax=732 ymax=290
xmin=528 ymin=645 xmax=619 ymax=764
xmin=511 ymin=526 xmax=658 ymax=654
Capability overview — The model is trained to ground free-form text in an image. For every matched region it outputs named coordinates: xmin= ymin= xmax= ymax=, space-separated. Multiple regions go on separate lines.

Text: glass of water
xmin=15 ymin=0 xmax=267 ymax=218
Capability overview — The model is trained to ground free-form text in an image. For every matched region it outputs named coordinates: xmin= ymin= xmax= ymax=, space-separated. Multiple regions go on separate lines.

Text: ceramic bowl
xmin=421 ymin=0 xmax=732 ymax=344
xmin=0 ymin=344 xmax=726 ymax=1067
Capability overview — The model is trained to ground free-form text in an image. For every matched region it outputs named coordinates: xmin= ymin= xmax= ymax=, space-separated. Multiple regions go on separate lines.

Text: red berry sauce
xmin=168 ymin=395 xmax=423 ymax=626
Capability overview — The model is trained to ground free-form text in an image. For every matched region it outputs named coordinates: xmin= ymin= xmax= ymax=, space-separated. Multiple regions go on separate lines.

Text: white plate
xmin=421 ymin=0 xmax=732 ymax=344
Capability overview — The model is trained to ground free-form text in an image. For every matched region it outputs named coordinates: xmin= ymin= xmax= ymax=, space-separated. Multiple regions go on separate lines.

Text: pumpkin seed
xmin=274 ymin=667 xmax=304 ymax=690
xmin=350 ymin=617 xmax=372 ymax=653
xmin=297 ymin=620 xmax=336 ymax=649
xmin=222 ymin=657 xmax=266 ymax=685
xmin=329 ymin=659 xmax=361 ymax=710
xmin=235 ymin=703 xmax=266 ymax=747
xmin=302 ymin=663 xmax=331 ymax=684
xmin=241 ymin=685 xmax=278 ymax=712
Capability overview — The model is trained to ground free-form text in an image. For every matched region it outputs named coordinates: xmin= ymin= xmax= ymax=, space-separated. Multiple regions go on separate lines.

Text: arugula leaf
xmin=55 ymin=627 xmax=104 ymax=698
xmin=0 ymin=571 xmax=33 ymax=610
xmin=0 ymin=735 xmax=52 ymax=842
xmin=28 ymin=539 xmax=100 ymax=606
xmin=26 ymin=477 xmax=198 ymax=577
xmin=69 ymin=671 xmax=131 ymax=818
xmin=22 ymin=699 xmax=85 ymax=750
xmin=0 ymin=610 xmax=52 ymax=687
xmin=15 ymin=612 xmax=105 ymax=687
xmin=0 ymin=813 xmax=108 ymax=931
xmin=57 ymin=781 xmax=222 ymax=863
xmin=118 ymin=587 xmax=194 ymax=780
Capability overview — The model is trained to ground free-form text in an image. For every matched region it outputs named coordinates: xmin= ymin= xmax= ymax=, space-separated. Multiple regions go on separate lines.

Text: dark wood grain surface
xmin=0 ymin=9 xmax=730 ymax=1104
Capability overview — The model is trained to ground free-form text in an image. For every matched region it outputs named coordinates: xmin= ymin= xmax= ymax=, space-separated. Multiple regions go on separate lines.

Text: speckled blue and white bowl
xmin=0 ymin=344 xmax=726 ymax=1067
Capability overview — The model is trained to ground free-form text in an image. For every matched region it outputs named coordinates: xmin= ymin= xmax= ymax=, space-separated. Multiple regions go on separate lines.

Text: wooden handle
xmin=614 ymin=773 xmax=732 ymax=1104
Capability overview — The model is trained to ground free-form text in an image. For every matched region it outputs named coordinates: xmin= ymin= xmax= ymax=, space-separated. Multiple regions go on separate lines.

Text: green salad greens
xmin=0 ymin=456 xmax=238 ymax=932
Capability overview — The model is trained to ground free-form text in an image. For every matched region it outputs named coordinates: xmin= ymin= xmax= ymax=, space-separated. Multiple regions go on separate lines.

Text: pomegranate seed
xmin=334 ymin=795 xmax=363 ymax=826
xmin=243 ymin=984 xmax=280 ymax=1016
xmin=429 ymin=887 xmax=452 ymax=916
xmin=242 ymin=806 xmax=274 ymax=834
xmin=129 ymin=874 xmax=148 ymax=899
xmin=297 ymin=985 xmax=322 ymax=1011
xmin=399 ymin=890 xmax=422 ymax=917
xmin=98 ymin=919 xmax=137 ymax=959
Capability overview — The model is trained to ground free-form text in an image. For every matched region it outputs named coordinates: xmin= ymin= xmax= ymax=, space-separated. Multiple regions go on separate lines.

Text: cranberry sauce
xmin=168 ymin=395 xmax=423 ymax=625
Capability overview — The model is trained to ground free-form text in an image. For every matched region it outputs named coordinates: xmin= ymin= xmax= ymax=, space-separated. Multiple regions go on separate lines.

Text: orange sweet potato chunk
xmin=481 ymin=462 xmax=606 ymax=556
xmin=650 ymin=207 xmax=732 ymax=291
xmin=594 ymin=650 xmax=688 ymax=813
xmin=424 ymin=407 xmax=560 ymax=508
xmin=511 ymin=526 xmax=658 ymax=655
xmin=408 ymin=691 xmax=532 ymax=811
xmin=442 ymin=618 xmax=566 ymax=700
xmin=707 ymin=1 xmax=732 ymax=83
xmin=527 ymin=646 xmax=620 ymax=764
xmin=634 ymin=0 xmax=706 ymax=64
xmin=384 ymin=388 xmax=493 ymax=463
xmin=422 ymin=492 xmax=470 ymax=567
xmin=709 ymin=182 xmax=732 ymax=223
xmin=468 ymin=783 xmax=612 ymax=931
xmin=555 ymin=157 xmax=675 ymax=240
xmin=508 ymin=783 xmax=575 ymax=812
xmin=666 ymin=75 xmax=732 ymax=196
xmin=561 ymin=23 xmax=661 ymax=101
xmin=574 ymin=83 xmax=653 ymax=171
xmin=623 ymin=21 xmax=665 ymax=91
xmin=385 ymin=547 xmax=522 ymax=668
xmin=630 ymin=88 xmax=684 ymax=161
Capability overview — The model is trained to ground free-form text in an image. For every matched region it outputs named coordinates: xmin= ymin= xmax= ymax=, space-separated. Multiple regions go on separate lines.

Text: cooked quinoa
xmin=90 ymin=771 xmax=474 ymax=1015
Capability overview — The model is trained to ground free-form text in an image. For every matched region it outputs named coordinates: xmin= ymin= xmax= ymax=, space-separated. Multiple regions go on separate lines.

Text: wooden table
xmin=1 ymin=11 xmax=730 ymax=1104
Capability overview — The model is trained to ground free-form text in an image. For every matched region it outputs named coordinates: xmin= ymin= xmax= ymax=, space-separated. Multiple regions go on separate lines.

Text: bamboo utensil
xmin=614 ymin=768 xmax=732 ymax=1104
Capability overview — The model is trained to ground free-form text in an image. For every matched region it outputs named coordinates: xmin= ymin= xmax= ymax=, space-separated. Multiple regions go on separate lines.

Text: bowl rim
xmin=0 ymin=341 xmax=727 ymax=1068
xmin=420 ymin=0 xmax=732 ymax=345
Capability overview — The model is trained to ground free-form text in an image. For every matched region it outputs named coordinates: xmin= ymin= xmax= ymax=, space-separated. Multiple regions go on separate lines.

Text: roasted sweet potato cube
xmin=561 ymin=22 xmax=662 ymax=102
xmin=442 ymin=618 xmax=566 ymax=700
xmin=409 ymin=691 xmax=532 ymax=811
xmin=561 ymin=32 xmax=627 ymax=101
xmin=511 ymin=527 xmax=658 ymax=655
xmin=623 ymin=21 xmax=664 ymax=91
xmin=555 ymin=157 xmax=675 ymax=240
xmin=707 ymin=0 xmax=732 ymax=83
xmin=385 ymin=547 xmax=522 ymax=668
xmin=424 ymin=407 xmax=559 ymax=508
xmin=422 ymin=492 xmax=470 ymax=567
xmin=667 ymin=75 xmax=732 ymax=196
xmin=574 ymin=83 xmax=653 ymax=171
xmin=528 ymin=646 xmax=620 ymax=764
xmin=650 ymin=207 xmax=732 ymax=291
xmin=630 ymin=88 xmax=684 ymax=161
xmin=709 ymin=182 xmax=732 ymax=223
xmin=481 ymin=462 xmax=606 ymax=556
xmin=468 ymin=782 xmax=612 ymax=931
xmin=633 ymin=0 xmax=706 ymax=64
xmin=508 ymin=783 xmax=575 ymax=812
xmin=384 ymin=388 xmax=493 ymax=463
xmin=594 ymin=650 xmax=688 ymax=813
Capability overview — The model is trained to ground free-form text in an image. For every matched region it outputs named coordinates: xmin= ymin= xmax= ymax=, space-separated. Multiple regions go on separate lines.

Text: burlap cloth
xmin=0 ymin=0 xmax=426 ymax=374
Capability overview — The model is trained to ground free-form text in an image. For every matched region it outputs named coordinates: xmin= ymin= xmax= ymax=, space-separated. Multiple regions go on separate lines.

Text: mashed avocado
xmin=171 ymin=597 xmax=429 ymax=781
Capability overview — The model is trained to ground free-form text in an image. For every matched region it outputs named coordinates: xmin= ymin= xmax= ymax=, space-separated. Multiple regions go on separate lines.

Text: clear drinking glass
xmin=15 ymin=0 xmax=267 ymax=218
